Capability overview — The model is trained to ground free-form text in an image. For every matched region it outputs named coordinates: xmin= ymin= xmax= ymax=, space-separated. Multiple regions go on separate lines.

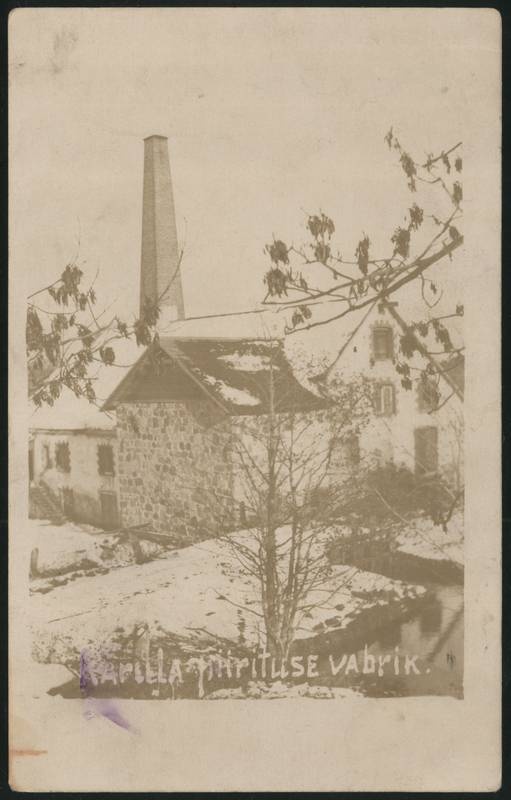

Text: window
xmin=345 ymin=434 xmax=360 ymax=466
xmin=414 ymin=426 xmax=438 ymax=476
xmin=42 ymin=444 xmax=52 ymax=469
xmin=374 ymin=383 xmax=396 ymax=416
xmin=372 ymin=326 xmax=393 ymax=360
xmin=55 ymin=442 xmax=71 ymax=473
xmin=97 ymin=444 xmax=115 ymax=476
xmin=417 ymin=376 xmax=439 ymax=413
xmin=329 ymin=433 xmax=360 ymax=473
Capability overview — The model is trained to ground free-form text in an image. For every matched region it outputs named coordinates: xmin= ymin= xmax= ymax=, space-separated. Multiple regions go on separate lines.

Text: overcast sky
xmin=10 ymin=8 xmax=495 ymax=325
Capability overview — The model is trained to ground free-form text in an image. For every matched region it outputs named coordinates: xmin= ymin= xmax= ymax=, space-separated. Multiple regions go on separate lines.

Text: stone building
xmin=103 ymin=335 xmax=327 ymax=540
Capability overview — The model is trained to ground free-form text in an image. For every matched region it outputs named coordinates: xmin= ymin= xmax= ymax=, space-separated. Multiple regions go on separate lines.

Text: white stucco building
xmin=320 ymin=299 xmax=464 ymax=485
xmin=28 ymin=339 xmax=137 ymax=528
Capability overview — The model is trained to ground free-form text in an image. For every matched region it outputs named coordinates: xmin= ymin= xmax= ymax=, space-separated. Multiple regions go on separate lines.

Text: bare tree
xmin=261 ymin=129 xmax=463 ymax=393
xmin=214 ymin=356 xmax=373 ymax=660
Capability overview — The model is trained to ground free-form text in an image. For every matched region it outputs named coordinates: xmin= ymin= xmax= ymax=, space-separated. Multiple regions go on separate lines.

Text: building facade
xmin=30 ymin=425 xmax=119 ymax=528
xmin=323 ymin=300 xmax=464 ymax=488
xmin=105 ymin=335 xmax=328 ymax=540
xmin=29 ymin=134 xmax=464 ymax=534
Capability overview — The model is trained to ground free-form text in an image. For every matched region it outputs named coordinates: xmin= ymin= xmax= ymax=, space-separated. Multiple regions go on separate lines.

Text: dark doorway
xmin=100 ymin=491 xmax=119 ymax=530
xmin=414 ymin=426 xmax=438 ymax=475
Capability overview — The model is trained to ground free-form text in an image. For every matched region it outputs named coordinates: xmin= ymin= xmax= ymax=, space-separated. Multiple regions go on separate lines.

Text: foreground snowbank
xmin=29 ymin=518 xmax=169 ymax=586
xmin=32 ymin=525 xmax=426 ymax=673
xmin=396 ymin=512 xmax=464 ymax=567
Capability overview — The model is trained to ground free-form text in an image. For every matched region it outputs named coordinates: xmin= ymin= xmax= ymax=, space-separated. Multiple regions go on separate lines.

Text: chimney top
xmin=143 ymin=134 xmax=168 ymax=141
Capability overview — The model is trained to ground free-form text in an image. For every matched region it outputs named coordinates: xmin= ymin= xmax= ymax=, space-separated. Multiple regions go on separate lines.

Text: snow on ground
xmin=30 ymin=519 xmax=115 ymax=572
xmin=396 ymin=512 xmax=464 ymax=567
xmin=29 ymin=518 xmax=167 ymax=577
xmin=320 ymin=512 xmax=464 ymax=568
xmin=31 ymin=524 xmax=426 ymax=661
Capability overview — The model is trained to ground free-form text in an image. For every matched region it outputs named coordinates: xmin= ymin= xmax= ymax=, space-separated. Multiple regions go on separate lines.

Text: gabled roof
xmin=30 ymin=298 xmax=464 ymax=432
xmin=103 ymin=336 xmax=330 ymax=416
xmin=300 ymin=299 xmax=464 ymax=401
xmin=441 ymin=353 xmax=465 ymax=399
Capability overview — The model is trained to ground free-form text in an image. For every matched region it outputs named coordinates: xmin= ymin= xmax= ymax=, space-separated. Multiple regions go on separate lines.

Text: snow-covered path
xmin=31 ymin=528 xmax=426 ymax=656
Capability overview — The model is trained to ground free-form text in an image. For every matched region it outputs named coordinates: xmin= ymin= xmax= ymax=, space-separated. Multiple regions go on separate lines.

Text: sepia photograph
xmin=9 ymin=7 xmax=501 ymax=792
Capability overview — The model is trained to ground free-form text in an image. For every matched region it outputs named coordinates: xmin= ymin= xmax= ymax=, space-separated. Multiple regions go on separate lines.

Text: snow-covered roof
xmin=29 ymin=334 xmax=146 ymax=432
xmin=30 ymin=295 xmax=464 ymax=432
xmin=104 ymin=335 xmax=331 ymax=415
xmin=29 ymin=311 xmax=289 ymax=430
xmin=29 ymin=392 xmax=116 ymax=432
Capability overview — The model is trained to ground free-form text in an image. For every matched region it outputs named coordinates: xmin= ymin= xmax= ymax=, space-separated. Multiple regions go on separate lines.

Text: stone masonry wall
xmin=116 ymin=400 xmax=236 ymax=542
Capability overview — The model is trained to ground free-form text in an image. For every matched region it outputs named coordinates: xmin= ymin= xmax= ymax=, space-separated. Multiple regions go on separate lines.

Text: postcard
xmin=9 ymin=7 xmax=501 ymax=791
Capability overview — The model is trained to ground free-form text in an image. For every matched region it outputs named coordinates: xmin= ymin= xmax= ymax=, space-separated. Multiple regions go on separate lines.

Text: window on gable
xmin=55 ymin=442 xmax=71 ymax=473
xmin=372 ymin=326 xmax=393 ymax=360
xmin=417 ymin=375 xmax=439 ymax=413
xmin=97 ymin=444 xmax=115 ymax=476
xmin=374 ymin=383 xmax=396 ymax=416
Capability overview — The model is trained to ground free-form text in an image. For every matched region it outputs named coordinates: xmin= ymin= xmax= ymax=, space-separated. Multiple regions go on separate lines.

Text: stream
xmin=307 ymin=583 xmax=464 ymax=698
xmin=47 ymin=583 xmax=464 ymax=700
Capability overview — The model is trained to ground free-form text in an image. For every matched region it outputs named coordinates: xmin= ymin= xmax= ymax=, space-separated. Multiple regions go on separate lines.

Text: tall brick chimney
xmin=139 ymin=135 xmax=185 ymax=321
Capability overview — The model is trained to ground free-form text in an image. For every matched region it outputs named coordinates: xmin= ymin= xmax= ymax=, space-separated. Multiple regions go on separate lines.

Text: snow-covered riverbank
xmin=396 ymin=512 xmax=464 ymax=567
xmin=31 ymin=521 xmax=427 ymax=674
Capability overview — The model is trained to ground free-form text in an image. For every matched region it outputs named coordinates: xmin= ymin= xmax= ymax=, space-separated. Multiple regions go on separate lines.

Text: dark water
xmin=309 ymin=584 xmax=464 ymax=698
xmin=50 ymin=584 xmax=463 ymax=700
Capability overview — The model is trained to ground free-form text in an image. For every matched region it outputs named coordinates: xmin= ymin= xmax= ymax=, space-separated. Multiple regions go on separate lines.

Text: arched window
xmin=374 ymin=383 xmax=396 ymax=416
